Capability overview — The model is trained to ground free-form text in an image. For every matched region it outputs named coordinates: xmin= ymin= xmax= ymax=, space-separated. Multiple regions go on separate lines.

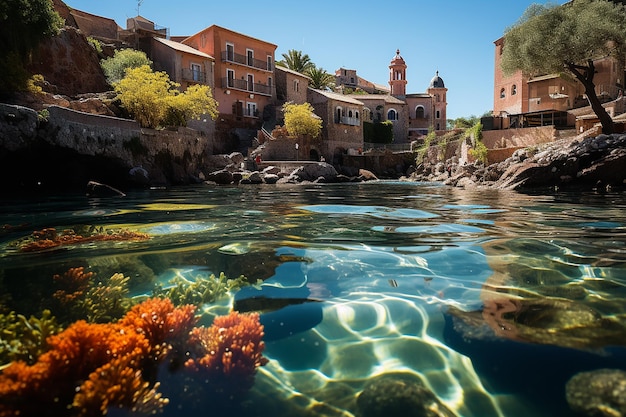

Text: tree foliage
xmin=101 ymin=49 xmax=153 ymax=85
xmin=282 ymin=102 xmax=322 ymax=138
xmin=501 ymin=0 xmax=626 ymax=134
xmin=0 ymin=0 xmax=64 ymax=92
xmin=307 ymin=66 xmax=335 ymax=90
xmin=115 ymin=65 xmax=218 ymax=128
xmin=278 ymin=49 xmax=315 ymax=74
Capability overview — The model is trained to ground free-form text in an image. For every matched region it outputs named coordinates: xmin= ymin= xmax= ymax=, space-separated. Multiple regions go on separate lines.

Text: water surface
xmin=1 ymin=181 xmax=626 ymax=416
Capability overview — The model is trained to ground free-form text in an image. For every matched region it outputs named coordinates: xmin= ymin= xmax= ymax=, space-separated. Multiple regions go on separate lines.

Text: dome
xmin=390 ymin=49 xmax=405 ymax=65
xmin=429 ymin=71 xmax=445 ymax=88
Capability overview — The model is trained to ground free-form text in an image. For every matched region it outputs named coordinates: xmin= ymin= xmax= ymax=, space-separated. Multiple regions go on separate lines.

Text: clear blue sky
xmin=64 ymin=0 xmax=553 ymax=120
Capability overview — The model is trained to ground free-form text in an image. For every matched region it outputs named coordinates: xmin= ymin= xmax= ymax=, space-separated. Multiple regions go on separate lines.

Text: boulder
xmin=566 ymin=369 xmax=626 ymax=416
xmin=206 ymin=169 xmax=233 ymax=185
xmin=290 ymin=162 xmax=339 ymax=182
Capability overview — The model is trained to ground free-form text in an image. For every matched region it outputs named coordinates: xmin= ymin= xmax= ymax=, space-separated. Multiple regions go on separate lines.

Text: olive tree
xmin=501 ymin=0 xmax=626 ymax=134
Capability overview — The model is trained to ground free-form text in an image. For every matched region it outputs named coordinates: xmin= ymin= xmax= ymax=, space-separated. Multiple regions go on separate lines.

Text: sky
xmin=63 ymin=0 xmax=554 ymax=121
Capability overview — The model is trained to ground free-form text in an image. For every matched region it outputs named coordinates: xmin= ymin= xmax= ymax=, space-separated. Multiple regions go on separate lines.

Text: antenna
xmin=137 ymin=0 xmax=143 ymax=15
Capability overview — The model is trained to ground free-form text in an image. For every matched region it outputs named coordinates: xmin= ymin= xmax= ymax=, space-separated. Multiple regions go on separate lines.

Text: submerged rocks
xmin=357 ymin=373 xmax=457 ymax=417
xmin=566 ymin=369 xmax=626 ymax=417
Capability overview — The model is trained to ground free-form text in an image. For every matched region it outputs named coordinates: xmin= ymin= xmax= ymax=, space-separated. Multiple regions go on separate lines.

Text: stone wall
xmin=482 ymin=125 xmax=556 ymax=149
xmin=0 ymin=103 xmax=213 ymax=192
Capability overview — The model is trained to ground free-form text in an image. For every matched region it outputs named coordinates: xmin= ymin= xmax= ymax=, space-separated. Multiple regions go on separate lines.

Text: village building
xmin=491 ymin=36 xmax=625 ymax=131
xmin=343 ymin=50 xmax=448 ymax=144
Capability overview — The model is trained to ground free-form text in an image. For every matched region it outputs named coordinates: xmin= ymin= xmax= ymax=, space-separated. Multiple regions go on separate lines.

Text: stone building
xmin=343 ymin=50 xmax=448 ymax=143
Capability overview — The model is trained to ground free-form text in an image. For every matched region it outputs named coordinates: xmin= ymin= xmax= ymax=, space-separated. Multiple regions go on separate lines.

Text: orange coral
xmin=119 ymin=297 xmax=198 ymax=350
xmin=18 ymin=227 xmax=150 ymax=252
xmin=185 ymin=311 xmax=268 ymax=388
xmin=0 ymin=301 xmax=268 ymax=416
xmin=52 ymin=267 xmax=94 ymax=304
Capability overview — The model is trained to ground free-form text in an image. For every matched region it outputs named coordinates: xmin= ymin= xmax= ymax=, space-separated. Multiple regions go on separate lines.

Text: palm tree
xmin=307 ymin=67 xmax=335 ymax=91
xmin=278 ymin=49 xmax=314 ymax=74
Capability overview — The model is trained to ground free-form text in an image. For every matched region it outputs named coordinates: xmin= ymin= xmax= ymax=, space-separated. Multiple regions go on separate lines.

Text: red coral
xmin=18 ymin=227 xmax=150 ymax=252
xmin=185 ymin=311 xmax=268 ymax=389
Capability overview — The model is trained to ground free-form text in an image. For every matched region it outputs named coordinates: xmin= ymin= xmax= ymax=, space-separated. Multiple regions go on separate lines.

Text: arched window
xmin=348 ymin=110 xmax=353 ymax=118
xmin=436 ymin=110 xmax=440 ymax=119
xmin=415 ymin=106 xmax=425 ymax=119
xmin=387 ymin=109 xmax=397 ymax=121
xmin=335 ymin=107 xmax=342 ymax=123
xmin=500 ymin=88 xmax=506 ymax=98
xmin=511 ymin=84 xmax=517 ymax=95
xmin=355 ymin=111 xmax=359 ymax=119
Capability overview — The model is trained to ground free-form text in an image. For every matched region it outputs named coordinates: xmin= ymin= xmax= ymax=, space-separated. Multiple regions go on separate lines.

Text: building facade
xmin=183 ymin=25 xmax=277 ymax=121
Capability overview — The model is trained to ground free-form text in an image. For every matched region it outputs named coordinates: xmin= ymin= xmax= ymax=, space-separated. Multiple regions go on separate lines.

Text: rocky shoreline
xmin=408 ymin=133 xmax=626 ymax=192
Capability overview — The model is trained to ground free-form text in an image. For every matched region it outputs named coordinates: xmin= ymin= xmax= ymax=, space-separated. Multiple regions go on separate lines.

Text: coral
xmin=152 ymin=272 xmax=257 ymax=307
xmin=0 ymin=309 xmax=61 ymax=366
xmin=119 ymin=298 xmax=198 ymax=351
xmin=52 ymin=267 xmax=94 ymax=305
xmin=51 ymin=268 xmax=134 ymax=324
xmin=14 ymin=226 xmax=150 ymax=253
xmin=72 ymin=353 xmax=169 ymax=417
xmin=83 ymin=272 xmax=133 ymax=323
xmin=185 ymin=311 xmax=268 ymax=393
xmin=0 ymin=300 xmax=268 ymax=416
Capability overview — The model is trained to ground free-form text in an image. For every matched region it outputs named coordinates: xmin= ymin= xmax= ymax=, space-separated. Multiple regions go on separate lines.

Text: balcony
xmin=340 ymin=116 xmax=360 ymax=126
xmin=181 ymin=68 xmax=207 ymax=84
xmin=221 ymin=51 xmax=271 ymax=71
xmin=221 ymin=77 xmax=273 ymax=96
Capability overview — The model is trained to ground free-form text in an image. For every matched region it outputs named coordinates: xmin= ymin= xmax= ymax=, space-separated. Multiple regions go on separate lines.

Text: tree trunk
xmin=567 ymin=60 xmax=614 ymax=135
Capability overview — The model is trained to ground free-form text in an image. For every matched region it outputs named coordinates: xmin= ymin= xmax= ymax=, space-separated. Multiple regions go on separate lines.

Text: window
xmin=267 ymin=55 xmax=272 ymax=71
xmin=511 ymin=84 xmax=517 ymax=95
xmin=191 ymin=63 xmax=201 ymax=82
xmin=500 ymin=88 xmax=506 ymax=98
xmin=226 ymin=43 xmax=234 ymax=61
xmin=348 ymin=110 xmax=353 ymax=118
xmin=387 ymin=109 xmax=397 ymax=121
xmin=416 ymin=106 xmax=425 ymax=118
xmin=247 ymin=102 xmax=257 ymax=117
xmin=294 ymin=79 xmax=299 ymax=92
xmin=247 ymin=49 xmax=254 ymax=66
xmin=336 ymin=107 xmax=342 ymax=123
xmin=268 ymin=76 xmax=272 ymax=90
xmin=436 ymin=110 xmax=440 ymax=119
xmin=247 ymin=74 xmax=254 ymax=92
xmin=227 ymin=69 xmax=234 ymax=87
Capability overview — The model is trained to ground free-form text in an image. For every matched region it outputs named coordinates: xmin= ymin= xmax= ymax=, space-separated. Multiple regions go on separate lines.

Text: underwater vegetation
xmin=152 ymin=271 xmax=260 ymax=307
xmin=12 ymin=226 xmax=150 ymax=252
xmin=0 ymin=298 xmax=268 ymax=417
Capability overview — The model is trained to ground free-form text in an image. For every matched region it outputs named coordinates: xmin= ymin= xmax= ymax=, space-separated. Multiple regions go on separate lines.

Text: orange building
xmin=492 ymin=36 xmax=624 ymax=129
xmin=183 ymin=25 xmax=276 ymax=121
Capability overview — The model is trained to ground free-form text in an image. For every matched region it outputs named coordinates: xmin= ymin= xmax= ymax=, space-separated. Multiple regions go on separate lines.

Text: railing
xmin=340 ymin=116 xmax=360 ymax=126
xmin=261 ymin=127 xmax=275 ymax=141
xmin=221 ymin=51 xmax=271 ymax=71
xmin=181 ymin=68 xmax=207 ymax=84
xmin=221 ymin=77 xmax=273 ymax=96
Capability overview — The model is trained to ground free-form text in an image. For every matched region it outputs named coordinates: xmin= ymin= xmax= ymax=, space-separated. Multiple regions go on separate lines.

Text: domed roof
xmin=390 ymin=49 xmax=405 ymax=65
xmin=429 ymin=71 xmax=445 ymax=88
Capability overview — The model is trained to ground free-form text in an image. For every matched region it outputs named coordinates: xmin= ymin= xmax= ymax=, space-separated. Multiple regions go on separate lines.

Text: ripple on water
xmin=298 ymin=204 xmax=439 ymax=220
xmin=258 ymin=293 xmax=514 ymax=417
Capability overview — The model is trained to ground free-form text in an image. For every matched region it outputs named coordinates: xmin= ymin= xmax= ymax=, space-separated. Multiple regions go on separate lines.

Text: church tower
xmin=428 ymin=71 xmax=447 ymax=131
xmin=389 ymin=49 xmax=407 ymax=99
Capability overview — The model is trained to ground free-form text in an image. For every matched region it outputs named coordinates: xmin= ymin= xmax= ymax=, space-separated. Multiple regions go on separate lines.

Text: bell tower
xmin=389 ymin=49 xmax=407 ymax=99
xmin=428 ymin=71 xmax=448 ymax=131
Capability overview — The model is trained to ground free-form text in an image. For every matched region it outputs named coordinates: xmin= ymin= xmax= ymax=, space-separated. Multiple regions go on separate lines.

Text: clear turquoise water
xmin=1 ymin=181 xmax=626 ymax=416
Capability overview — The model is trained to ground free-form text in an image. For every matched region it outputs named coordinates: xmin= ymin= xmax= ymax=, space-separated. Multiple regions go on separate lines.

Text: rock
xmin=357 ymin=373 xmax=458 ymax=417
xmin=86 ymin=180 xmax=125 ymax=197
xmin=262 ymin=165 xmax=281 ymax=175
xmin=206 ymin=169 xmax=233 ymax=185
xmin=290 ymin=162 xmax=339 ymax=182
xmin=263 ymin=173 xmax=279 ymax=184
xmin=358 ymin=169 xmax=378 ymax=181
xmin=566 ymin=369 xmax=626 ymax=416
xmin=229 ymin=152 xmax=245 ymax=166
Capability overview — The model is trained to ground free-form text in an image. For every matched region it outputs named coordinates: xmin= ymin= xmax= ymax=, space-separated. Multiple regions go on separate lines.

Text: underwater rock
xmin=566 ymin=369 xmax=626 ymax=417
xmin=356 ymin=373 xmax=457 ymax=417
